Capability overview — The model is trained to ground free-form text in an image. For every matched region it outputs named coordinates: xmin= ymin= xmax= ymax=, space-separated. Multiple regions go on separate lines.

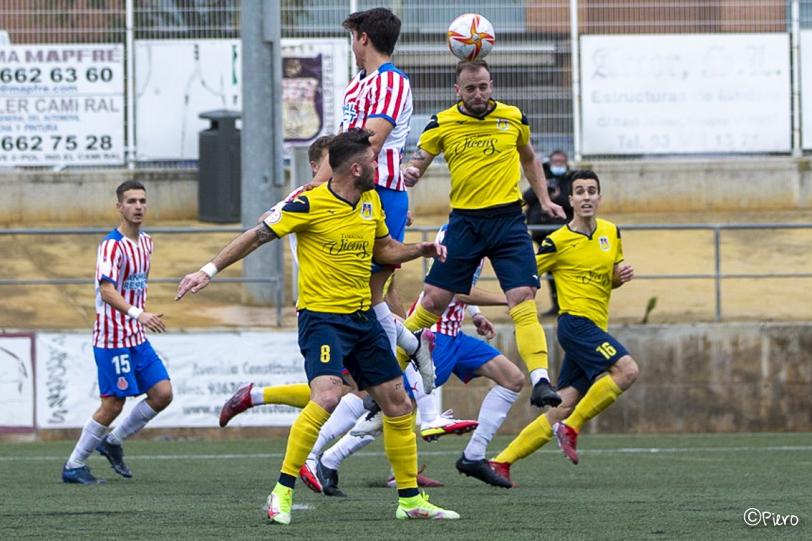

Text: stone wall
xmin=442 ymin=322 xmax=812 ymax=434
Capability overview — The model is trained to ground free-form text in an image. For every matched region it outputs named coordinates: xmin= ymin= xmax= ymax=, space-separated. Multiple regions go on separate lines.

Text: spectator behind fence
xmin=523 ymin=150 xmax=574 ymax=316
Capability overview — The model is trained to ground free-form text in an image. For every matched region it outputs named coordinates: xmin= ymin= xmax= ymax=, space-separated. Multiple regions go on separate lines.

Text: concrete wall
xmin=1 ymin=168 xmax=197 ymax=223
xmin=3 ymin=156 xmax=811 ymax=223
xmin=410 ymin=156 xmax=812 ymax=215
xmin=583 ymin=157 xmax=812 ymax=213
xmin=443 ymin=322 xmax=812 ymax=434
xmin=21 ymin=321 xmax=810 ymax=442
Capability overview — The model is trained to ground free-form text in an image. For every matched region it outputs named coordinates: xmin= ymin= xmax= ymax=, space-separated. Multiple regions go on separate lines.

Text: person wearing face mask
xmin=523 ymin=150 xmax=574 ymax=316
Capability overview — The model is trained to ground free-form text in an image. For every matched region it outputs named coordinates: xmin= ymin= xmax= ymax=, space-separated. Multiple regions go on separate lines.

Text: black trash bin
xmin=198 ymin=110 xmax=241 ymax=222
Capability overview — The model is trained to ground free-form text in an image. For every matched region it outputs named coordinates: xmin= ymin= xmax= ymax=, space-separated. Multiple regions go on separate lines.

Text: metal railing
xmin=410 ymin=223 xmax=812 ymax=322
xmin=0 ymin=226 xmax=284 ymax=326
xmin=2 ymin=222 xmax=811 ymax=323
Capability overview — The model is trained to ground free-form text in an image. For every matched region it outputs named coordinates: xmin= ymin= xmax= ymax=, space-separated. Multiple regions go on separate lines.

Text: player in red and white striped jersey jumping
xmin=62 ymin=180 xmax=173 ymax=485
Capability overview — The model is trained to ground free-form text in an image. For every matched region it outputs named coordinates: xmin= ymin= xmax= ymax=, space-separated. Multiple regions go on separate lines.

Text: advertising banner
xmin=0 ymin=44 xmax=125 ymax=165
xmin=581 ymin=33 xmax=791 ymax=154
xmin=35 ymin=332 xmax=306 ymax=429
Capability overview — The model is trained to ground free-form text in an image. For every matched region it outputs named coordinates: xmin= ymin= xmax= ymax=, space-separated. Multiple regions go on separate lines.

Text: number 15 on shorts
xmin=112 ymin=354 xmax=131 ymax=374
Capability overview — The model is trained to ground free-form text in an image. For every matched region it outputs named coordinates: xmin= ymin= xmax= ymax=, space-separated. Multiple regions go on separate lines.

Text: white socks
xmin=464 ymin=385 xmax=519 ymax=460
xmin=66 ymin=401 xmax=161 ymax=468
xmin=321 ymin=432 xmax=375 ymax=470
xmin=395 ymin=319 xmax=419 ymax=355
xmin=66 ymin=418 xmax=107 ymax=468
xmin=307 ymin=393 xmax=366 ymax=461
xmin=373 ymin=302 xmax=398 ymax=353
xmin=107 ymin=400 xmax=158 ymax=445
xmin=250 ymin=386 xmax=265 ymax=406
xmin=405 ymin=364 xmax=439 ymax=427
xmin=530 ymin=368 xmax=550 ymax=387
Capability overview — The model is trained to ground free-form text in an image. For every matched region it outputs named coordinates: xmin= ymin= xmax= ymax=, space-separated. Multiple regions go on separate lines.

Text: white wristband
xmin=127 ymin=306 xmax=143 ymax=320
xmin=200 ymin=262 xmax=218 ymax=278
xmin=466 ymin=305 xmax=481 ymax=318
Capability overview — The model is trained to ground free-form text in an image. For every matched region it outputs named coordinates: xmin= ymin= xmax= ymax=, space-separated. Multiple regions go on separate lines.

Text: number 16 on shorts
xmin=595 ymin=342 xmax=617 ymax=360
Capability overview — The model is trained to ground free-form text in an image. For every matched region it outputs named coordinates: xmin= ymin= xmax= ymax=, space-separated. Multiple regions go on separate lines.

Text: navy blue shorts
xmin=297 ymin=309 xmax=403 ymax=390
xmin=425 ymin=203 xmax=540 ymax=294
xmin=94 ymin=340 xmax=170 ymax=398
xmin=372 ymin=186 xmax=408 ymax=273
xmin=434 ymin=331 xmax=500 ymax=386
xmin=556 ymin=313 xmax=629 ymax=395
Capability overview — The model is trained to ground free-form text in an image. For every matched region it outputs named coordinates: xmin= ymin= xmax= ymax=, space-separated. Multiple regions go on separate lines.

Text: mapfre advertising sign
xmin=0 ymin=44 xmax=125 ymax=165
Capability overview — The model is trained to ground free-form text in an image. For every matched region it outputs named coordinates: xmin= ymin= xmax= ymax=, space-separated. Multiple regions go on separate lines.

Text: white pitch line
xmin=0 ymin=445 xmax=811 ymax=462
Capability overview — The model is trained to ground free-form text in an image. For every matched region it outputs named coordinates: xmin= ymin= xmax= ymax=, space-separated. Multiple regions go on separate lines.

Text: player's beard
xmin=354 ymin=163 xmax=376 ymax=192
xmin=462 ymin=96 xmax=490 ymax=116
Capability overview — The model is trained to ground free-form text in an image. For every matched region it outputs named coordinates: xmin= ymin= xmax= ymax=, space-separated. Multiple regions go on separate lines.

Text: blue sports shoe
xmin=62 ymin=463 xmax=105 ymax=484
xmin=96 ymin=437 xmax=132 ymax=478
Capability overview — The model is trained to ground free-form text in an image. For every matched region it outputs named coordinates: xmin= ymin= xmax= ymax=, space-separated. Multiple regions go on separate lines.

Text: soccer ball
xmin=447 ymin=13 xmax=496 ymax=61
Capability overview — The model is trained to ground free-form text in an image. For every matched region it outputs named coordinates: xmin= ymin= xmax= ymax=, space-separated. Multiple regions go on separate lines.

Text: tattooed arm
xmin=176 ymin=224 xmax=277 ymax=300
xmin=402 ymin=147 xmax=436 ymax=187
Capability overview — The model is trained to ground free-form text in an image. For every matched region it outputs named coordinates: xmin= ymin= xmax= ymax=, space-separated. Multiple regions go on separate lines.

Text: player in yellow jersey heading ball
xmin=402 ymin=59 xmax=566 ymax=408
xmin=485 ymin=169 xmax=640 ymax=487
xmin=176 ymin=129 xmax=459 ymax=524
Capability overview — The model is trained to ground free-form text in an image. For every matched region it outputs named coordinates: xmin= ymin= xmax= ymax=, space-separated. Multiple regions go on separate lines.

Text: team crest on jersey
xmin=117 ymin=377 xmax=128 ymax=391
xmin=496 ymin=118 xmax=509 ymax=131
xmin=599 ymin=236 xmax=610 ymax=251
xmin=360 ymin=201 xmax=373 ymax=220
xmin=267 ymin=205 xmax=282 ymax=224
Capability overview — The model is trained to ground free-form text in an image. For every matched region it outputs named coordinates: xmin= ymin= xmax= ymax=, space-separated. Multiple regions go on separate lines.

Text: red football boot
xmin=219 ymin=383 xmax=254 ymax=427
xmin=299 ymin=461 xmax=322 ymax=493
xmin=488 ymin=460 xmax=517 ymax=488
xmin=554 ymin=422 xmax=580 ymax=464
xmin=420 ymin=410 xmax=479 ymax=442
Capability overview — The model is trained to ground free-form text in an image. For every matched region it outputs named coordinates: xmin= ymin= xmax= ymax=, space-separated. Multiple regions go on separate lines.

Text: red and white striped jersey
xmin=92 ymin=229 xmax=153 ymax=348
xmin=340 ymin=63 xmax=413 ymax=191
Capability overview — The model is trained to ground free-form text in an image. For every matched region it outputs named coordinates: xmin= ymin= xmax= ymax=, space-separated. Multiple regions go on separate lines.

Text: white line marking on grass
xmin=1 ymin=445 xmax=811 ymax=462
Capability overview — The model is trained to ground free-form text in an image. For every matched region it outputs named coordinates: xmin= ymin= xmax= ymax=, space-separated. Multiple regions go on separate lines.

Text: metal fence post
xmin=792 ymin=0 xmax=802 ymax=157
xmin=714 ymin=227 xmax=722 ymax=322
xmin=125 ymin=0 xmax=136 ymax=169
xmin=570 ymin=0 xmax=582 ymax=162
xmin=241 ymin=0 xmax=284 ymax=306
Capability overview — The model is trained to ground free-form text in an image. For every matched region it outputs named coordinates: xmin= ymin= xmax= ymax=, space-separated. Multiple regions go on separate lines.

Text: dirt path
xmin=1 ymin=209 xmax=810 ymax=330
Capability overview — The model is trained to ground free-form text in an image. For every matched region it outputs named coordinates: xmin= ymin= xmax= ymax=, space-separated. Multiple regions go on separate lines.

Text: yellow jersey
xmin=537 ymin=219 xmax=624 ymax=331
xmin=264 ymin=182 xmax=389 ymax=314
xmin=417 ymin=99 xmax=531 ymax=210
